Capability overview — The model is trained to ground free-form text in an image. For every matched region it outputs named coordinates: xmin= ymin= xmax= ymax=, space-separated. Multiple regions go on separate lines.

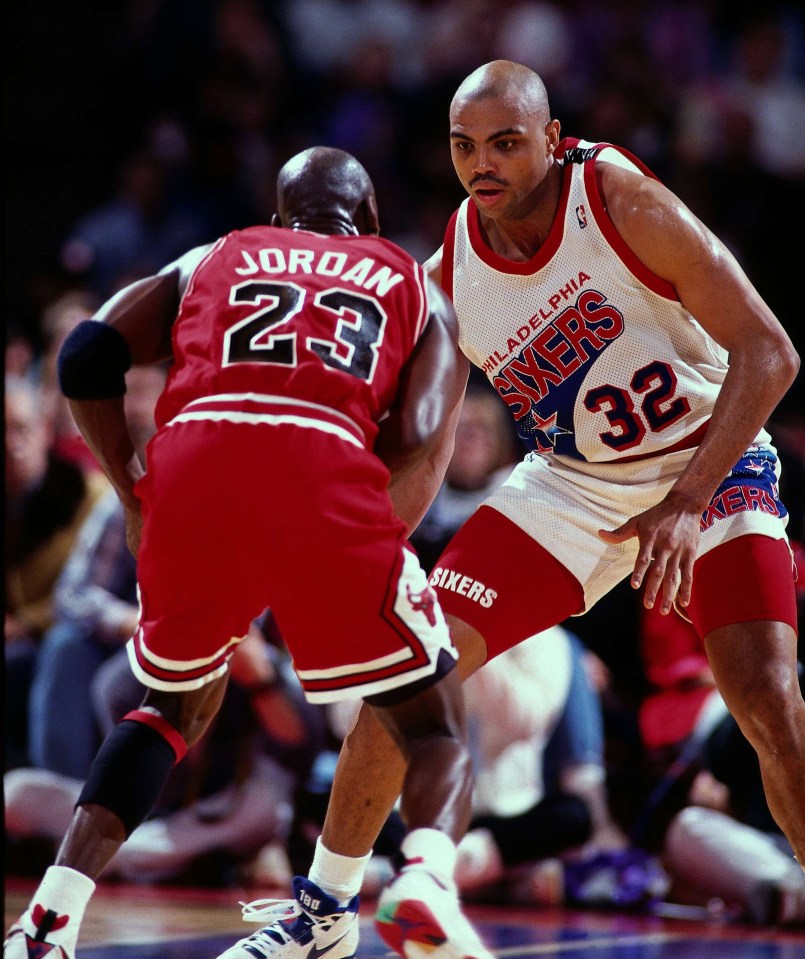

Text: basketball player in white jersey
xmin=423 ymin=63 xmax=803 ymax=871
xmin=212 ymin=60 xmax=803 ymax=959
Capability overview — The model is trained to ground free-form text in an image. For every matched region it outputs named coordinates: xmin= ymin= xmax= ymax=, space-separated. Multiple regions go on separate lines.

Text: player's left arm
xmin=57 ymin=244 xmax=213 ymax=554
xmin=375 ymin=277 xmax=469 ymax=534
xmin=597 ymin=165 xmax=800 ymax=612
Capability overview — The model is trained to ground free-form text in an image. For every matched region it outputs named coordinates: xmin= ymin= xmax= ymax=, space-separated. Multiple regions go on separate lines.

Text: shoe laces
xmin=228 ymin=898 xmax=304 ymax=956
xmin=234 ymin=896 xmax=350 ymax=957
xmin=241 ymin=896 xmax=300 ymax=925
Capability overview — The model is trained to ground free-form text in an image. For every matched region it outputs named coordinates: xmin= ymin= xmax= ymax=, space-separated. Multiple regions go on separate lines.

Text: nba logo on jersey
xmin=575 ymin=204 xmax=587 ymax=229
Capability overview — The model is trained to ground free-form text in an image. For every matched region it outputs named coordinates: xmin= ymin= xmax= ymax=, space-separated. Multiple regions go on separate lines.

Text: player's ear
xmin=545 ymin=119 xmax=561 ymax=155
xmin=271 ymin=213 xmax=283 ymax=227
xmin=355 ymin=194 xmax=380 ymax=236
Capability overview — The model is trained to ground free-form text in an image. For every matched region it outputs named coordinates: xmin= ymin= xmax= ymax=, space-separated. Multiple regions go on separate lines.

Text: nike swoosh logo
xmin=307 ymin=934 xmax=352 ymax=959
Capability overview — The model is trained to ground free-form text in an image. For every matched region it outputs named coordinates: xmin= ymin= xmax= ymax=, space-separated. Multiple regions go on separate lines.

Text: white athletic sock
xmin=308 ymin=836 xmax=371 ymax=904
xmin=24 ymin=865 xmax=96 ymax=947
xmin=401 ymin=828 xmax=458 ymax=885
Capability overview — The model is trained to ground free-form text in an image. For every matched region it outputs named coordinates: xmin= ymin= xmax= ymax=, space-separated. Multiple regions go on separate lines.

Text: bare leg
xmin=370 ymin=667 xmax=473 ymax=841
xmin=705 ymin=620 xmax=805 ymax=862
xmin=321 ymin=615 xmax=487 ymax=857
xmin=55 ymin=673 xmax=230 ymax=879
xmin=3 ymin=674 xmax=231 ymax=956
xmin=322 ymin=702 xmax=402 ymax=857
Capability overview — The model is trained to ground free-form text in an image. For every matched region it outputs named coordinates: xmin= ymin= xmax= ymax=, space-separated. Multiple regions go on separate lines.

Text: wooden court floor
xmin=6 ymin=878 xmax=805 ymax=959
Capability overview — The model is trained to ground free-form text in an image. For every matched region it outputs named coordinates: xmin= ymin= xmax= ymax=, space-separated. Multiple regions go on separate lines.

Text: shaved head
xmin=276 ymin=147 xmax=378 ymax=235
xmin=451 ymin=60 xmax=551 ymax=124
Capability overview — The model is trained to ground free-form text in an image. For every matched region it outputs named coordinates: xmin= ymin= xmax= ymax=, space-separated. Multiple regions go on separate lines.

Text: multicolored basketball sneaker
xmin=4 ymin=905 xmax=75 ymax=959
xmin=375 ymin=863 xmax=495 ymax=959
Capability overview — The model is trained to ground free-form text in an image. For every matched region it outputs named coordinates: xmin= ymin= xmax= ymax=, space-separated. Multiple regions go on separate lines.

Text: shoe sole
xmin=375 ymin=899 xmax=492 ymax=959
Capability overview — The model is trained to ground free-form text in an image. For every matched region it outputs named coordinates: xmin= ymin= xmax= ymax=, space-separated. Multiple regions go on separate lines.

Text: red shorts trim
xmin=429 ymin=506 xmax=584 ymax=659
xmin=688 ymin=535 xmax=798 ymax=637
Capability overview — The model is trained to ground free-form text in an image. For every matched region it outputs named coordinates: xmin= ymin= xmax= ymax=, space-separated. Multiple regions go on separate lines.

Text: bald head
xmin=451 ymin=60 xmax=550 ymax=124
xmin=276 ymin=147 xmax=379 ymax=236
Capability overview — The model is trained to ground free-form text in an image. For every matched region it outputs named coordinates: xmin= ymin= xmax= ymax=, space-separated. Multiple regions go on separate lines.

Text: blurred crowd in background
xmin=6 ymin=0 xmax=805 ymax=927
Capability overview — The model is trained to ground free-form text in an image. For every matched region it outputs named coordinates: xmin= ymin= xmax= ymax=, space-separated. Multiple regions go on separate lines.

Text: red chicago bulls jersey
xmin=155 ymin=226 xmax=431 ymax=447
xmin=129 ymin=225 xmax=457 ymax=703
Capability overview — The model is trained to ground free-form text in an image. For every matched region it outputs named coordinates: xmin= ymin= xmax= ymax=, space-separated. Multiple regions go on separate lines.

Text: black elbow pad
xmin=58 ymin=320 xmax=133 ymax=399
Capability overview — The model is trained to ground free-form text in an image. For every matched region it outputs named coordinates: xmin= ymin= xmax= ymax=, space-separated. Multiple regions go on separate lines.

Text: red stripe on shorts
xmin=130 ymin=631 xmax=235 ymax=684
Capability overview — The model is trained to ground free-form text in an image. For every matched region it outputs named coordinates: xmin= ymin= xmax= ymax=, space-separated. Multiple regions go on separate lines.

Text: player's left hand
xmin=598 ymin=491 xmax=702 ymax=615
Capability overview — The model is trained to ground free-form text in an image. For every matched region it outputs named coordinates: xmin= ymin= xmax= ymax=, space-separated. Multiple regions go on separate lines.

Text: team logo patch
xmin=429 ymin=567 xmax=497 ymax=607
xmin=31 ymin=905 xmax=70 ymax=934
xmin=406 ymin=584 xmax=437 ymax=627
xmin=701 ymin=448 xmax=787 ymax=531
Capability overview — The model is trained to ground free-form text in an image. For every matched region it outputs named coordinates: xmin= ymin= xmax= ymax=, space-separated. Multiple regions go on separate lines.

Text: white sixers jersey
xmin=439 ymin=139 xmax=765 ymax=464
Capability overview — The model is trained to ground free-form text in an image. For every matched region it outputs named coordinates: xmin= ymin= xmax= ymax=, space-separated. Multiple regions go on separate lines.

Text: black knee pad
xmin=77 ymin=711 xmax=186 ymax=837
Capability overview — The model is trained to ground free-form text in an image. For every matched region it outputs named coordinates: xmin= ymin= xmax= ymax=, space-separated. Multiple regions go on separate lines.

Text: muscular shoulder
xmin=596 ymin=162 xmax=672 ymax=224
xmin=596 ymin=160 xmax=717 ymax=283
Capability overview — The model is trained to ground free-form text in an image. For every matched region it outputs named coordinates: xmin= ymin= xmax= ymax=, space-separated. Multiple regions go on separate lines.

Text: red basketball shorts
xmin=127 ymin=417 xmax=456 ymax=703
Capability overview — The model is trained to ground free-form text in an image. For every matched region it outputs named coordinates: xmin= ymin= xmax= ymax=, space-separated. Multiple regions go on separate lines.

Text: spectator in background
xmin=6 ymin=613 xmax=326 ymax=887
xmin=453 ymin=625 xmax=649 ymax=909
xmin=5 ymin=326 xmax=37 ymax=381
xmin=5 ymin=375 xmax=109 ymax=770
xmin=27 ymin=366 xmax=168 ymax=780
xmin=37 ymin=291 xmax=104 ymax=473
xmin=59 ymin=148 xmax=210 ymax=300
xmin=710 ymin=13 xmax=804 ymax=183
xmin=634 ymin=601 xmax=805 ymax=925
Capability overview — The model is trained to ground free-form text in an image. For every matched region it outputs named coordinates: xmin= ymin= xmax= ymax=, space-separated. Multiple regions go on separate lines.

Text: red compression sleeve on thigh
xmin=433 ymin=506 xmax=584 ymax=658
xmin=123 ymin=709 xmax=188 ymax=761
xmin=688 ymin=535 xmax=798 ymax=637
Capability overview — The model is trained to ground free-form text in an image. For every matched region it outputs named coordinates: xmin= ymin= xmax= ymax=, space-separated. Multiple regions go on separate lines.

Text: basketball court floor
xmin=6 ymin=878 xmax=805 ymax=958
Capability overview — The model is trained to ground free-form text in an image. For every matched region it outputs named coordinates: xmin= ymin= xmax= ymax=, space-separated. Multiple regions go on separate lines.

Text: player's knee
xmin=142 ymin=674 xmax=227 ymax=747
xmin=731 ymin=676 xmax=804 ymax=751
xmin=78 ymin=709 xmax=187 ymax=837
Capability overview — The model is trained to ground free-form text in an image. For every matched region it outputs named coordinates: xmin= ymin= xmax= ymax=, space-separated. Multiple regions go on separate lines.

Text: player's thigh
xmin=688 ymin=533 xmax=797 ymax=637
xmin=134 ymin=422 xmax=298 ymax=684
xmin=430 ymin=505 xmax=584 ymax=660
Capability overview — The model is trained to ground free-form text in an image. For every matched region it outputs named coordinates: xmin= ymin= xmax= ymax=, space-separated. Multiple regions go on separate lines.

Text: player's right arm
xmin=57 ymin=243 xmax=215 ymax=553
xmin=374 ymin=276 xmax=469 ymax=534
xmin=596 ymin=165 xmax=799 ymax=613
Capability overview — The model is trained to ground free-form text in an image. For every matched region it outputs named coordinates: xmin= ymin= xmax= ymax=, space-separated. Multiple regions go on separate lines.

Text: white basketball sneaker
xmin=4 ymin=908 xmax=75 ymax=959
xmin=215 ymin=876 xmax=359 ymax=959
xmin=375 ymin=863 xmax=495 ymax=959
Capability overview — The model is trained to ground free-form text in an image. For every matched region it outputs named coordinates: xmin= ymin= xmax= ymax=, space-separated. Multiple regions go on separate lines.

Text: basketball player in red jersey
xmin=4 ymin=148 xmax=495 ymax=959
xmin=252 ymin=59 xmax=803 ymax=940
